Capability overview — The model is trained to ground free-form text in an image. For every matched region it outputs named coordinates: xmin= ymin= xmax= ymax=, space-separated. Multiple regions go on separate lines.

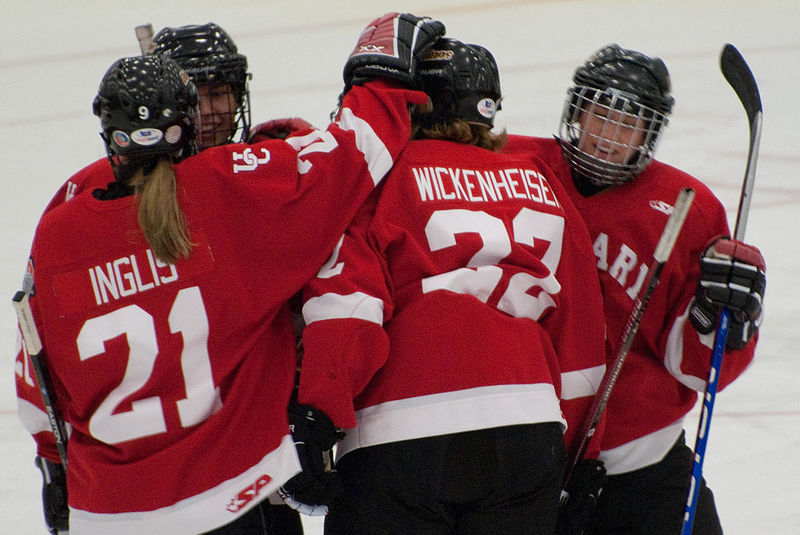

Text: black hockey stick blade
xmin=684 ymin=46 xmax=764 ymax=534
xmin=720 ymin=43 xmax=762 ymax=241
xmin=720 ymin=44 xmax=762 ymax=127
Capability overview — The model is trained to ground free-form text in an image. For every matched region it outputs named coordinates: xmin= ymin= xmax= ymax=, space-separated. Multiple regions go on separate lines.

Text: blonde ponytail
xmin=127 ymin=159 xmax=193 ymax=264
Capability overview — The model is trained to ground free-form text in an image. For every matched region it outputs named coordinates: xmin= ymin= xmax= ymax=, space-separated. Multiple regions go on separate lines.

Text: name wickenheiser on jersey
xmin=412 ymin=166 xmax=561 ymax=207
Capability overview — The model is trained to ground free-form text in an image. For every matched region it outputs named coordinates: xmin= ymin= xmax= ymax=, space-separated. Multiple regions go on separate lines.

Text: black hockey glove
xmin=689 ymin=236 xmax=766 ymax=350
xmin=278 ymin=402 xmax=345 ymax=516
xmin=343 ymin=12 xmax=445 ymax=92
xmin=35 ymin=456 xmax=69 ymax=535
xmin=556 ymin=459 xmax=607 ymax=535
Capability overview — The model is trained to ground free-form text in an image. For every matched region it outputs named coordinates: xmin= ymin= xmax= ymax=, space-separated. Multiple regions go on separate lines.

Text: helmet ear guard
xmin=557 ymin=44 xmax=674 ymax=186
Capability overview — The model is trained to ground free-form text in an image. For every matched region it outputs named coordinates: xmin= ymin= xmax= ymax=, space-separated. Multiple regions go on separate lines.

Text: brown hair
xmin=411 ymin=100 xmax=507 ymax=152
xmin=126 ymin=159 xmax=193 ymax=264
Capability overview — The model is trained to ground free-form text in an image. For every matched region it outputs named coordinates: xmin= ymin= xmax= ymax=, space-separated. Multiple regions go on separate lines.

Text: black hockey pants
xmin=587 ymin=431 xmax=723 ymax=535
xmin=202 ymin=501 xmax=303 ymax=535
xmin=325 ymin=422 xmax=566 ymax=535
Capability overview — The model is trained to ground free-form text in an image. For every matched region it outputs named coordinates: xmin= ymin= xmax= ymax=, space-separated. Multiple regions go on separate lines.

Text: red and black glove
xmin=248 ymin=117 xmax=314 ymax=143
xmin=278 ymin=402 xmax=345 ymax=516
xmin=343 ymin=12 xmax=445 ymax=92
xmin=690 ymin=236 xmax=766 ymax=349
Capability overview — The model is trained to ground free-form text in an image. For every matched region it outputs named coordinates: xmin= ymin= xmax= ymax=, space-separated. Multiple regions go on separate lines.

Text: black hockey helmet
xmin=557 ymin=44 xmax=675 ymax=186
xmin=416 ymin=38 xmax=502 ymax=127
xmin=93 ymin=55 xmax=198 ymax=159
xmin=152 ymin=23 xmax=251 ymax=143
xmin=574 ymin=44 xmax=674 ymax=115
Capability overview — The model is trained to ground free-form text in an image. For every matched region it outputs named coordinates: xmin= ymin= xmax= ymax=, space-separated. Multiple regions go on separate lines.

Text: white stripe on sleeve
xmin=303 ymin=292 xmax=384 ymax=325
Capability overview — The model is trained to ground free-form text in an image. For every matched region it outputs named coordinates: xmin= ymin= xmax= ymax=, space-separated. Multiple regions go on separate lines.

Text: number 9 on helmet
xmin=92 ymin=55 xmax=199 ymax=161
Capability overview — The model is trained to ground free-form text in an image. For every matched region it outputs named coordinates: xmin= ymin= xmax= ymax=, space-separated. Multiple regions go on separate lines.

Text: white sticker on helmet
xmin=112 ymin=131 xmax=131 ymax=148
xmin=165 ymin=125 xmax=183 ymax=144
xmin=477 ymin=98 xmax=496 ymax=119
xmin=131 ymin=128 xmax=164 ymax=146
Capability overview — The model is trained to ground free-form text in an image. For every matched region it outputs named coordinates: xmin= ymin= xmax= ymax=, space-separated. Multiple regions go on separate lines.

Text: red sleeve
xmin=297 ymin=190 xmax=393 ymax=428
xmin=649 ymin=182 xmax=756 ymax=392
xmin=42 ymin=158 xmax=112 ymax=214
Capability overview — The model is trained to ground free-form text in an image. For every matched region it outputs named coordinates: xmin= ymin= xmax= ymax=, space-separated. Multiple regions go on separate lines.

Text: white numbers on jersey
xmin=317 ymin=236 xmax=345 ymax=279
xmin=233 ymin=147 xmax=271 ymax=173
xmin=77 ymin=286 xmax=221 ymax=445
xmin=285 ymin=130 xmax=339 ymax=174
xmin=421 ymin=208 xmax=564 ymax=321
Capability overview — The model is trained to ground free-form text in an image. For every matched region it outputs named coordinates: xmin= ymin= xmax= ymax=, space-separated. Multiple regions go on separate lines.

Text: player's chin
xmin=199 ymin=133 xmax=217 ymax=148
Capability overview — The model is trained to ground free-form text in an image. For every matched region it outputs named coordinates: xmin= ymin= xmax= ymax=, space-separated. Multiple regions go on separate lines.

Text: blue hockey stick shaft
xmin=682 ymin=43 xmax=762 ymax=535
xmin=681 ymin=310 xmax=728 ymax=534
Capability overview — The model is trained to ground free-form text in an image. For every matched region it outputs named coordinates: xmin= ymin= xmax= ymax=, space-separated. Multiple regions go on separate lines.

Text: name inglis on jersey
xmin=88 ymin=248 xmax=179 ymax=305
xmin=412 ymin=165 xmax=561 ymax=208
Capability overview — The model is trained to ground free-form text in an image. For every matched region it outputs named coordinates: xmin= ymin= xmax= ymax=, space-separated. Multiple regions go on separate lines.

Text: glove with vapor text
xmin=35 ymin=456 xmax=69 ymax=535
xmin=689 ymin=235 xmax=766 ymax=349
xmin=278 ymin=402 xmax=345 ymax=516
xmin=343 ymin=12 xmax=445 ymax=92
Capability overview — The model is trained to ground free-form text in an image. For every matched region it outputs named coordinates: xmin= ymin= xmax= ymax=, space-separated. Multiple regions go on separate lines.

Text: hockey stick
xmin=135 ymin=23 xmax=155 ymax=55
xmin=12 ymin=291 xmax=69 ymax=467
xmin=681 ymin=43 xmax=762 ymax=535
xmin=562 ymin=187 xmax=695 ymax=495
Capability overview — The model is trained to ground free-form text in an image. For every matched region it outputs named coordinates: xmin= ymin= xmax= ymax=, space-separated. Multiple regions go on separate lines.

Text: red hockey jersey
xmin=297 ymin=139 xmax=606 ymax=459
xmin=40 ymin=120 xmax=316 ymax=214
xmin=14 ymin=81 xmax=426 ymax=534
xmin=505 ymin=135 xmax=757 ymax=474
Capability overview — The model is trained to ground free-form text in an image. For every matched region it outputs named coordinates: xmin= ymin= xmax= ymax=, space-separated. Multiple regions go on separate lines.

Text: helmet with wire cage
xmin=557 ymin=43 xmax=675 ymax=186
xmin=92 ymin=55 xmax=198 ymax=160
xmin=152 ymin=23 xmax=251 ymax=147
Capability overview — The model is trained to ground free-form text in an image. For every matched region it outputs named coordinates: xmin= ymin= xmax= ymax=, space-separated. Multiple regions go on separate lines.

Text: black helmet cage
xmin=556 ymin=44 xmax=675 ymax=186
xmin=417 ymin=38 xmax=502 ymax=128
xmin=93 ymin=55 xmax=198 ymax=161
xmin=152 ymin=23 xmax=252 ymax=148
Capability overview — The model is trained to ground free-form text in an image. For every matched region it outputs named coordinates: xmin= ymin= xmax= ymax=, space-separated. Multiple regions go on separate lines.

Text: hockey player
xmin=17 ymin=22 xmax=313 ymax=535
xmin=13 ymin=13 xmax=444 ymax=534
xmin=505 ymin=44 xmax=766 ymax=534
xmin=44 ymin=22 xmax=314 ymax=211
xmin=294 ymin=38 xmax=606 ymax=534
xmin=152 ymin=23 xmax=315 ymax=148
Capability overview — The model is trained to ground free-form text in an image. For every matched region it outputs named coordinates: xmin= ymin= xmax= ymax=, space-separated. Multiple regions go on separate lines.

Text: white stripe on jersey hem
xmin=337 ymin=106 xmax=393 ymax=186
xmin=304 ymin=292 xmax=383 ymax=325
xmin=599 ymin=419 xmax=684 ymax=475
xmin=337 ymin=384 xmax=565 ymax=459
xmin=665 ymin=299 xmax=709 ymax=391
xmin=68 ymin=434 xmax=301 ymax=535
xmin=17 ymin=397 xmax=54 ymax=436
xmin=560 ymin=364 xmax=606 ymax=400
